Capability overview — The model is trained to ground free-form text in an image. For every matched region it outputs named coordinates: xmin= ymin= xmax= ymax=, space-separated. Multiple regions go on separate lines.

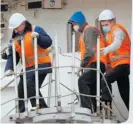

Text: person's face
xmin=101 ymin=20 xmax=112 ymax=27
xmin=14 ymin=22 xmax=25 ymax=34
xmin=71 ymin=22 xmax=80 ymax=32
xmin=101 ymin=20 xmax=113 ymax=33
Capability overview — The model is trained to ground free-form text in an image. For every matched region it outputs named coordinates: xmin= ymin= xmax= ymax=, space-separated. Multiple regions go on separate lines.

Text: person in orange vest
xmin=68 ymin=11 xmax=108 ymax=112
xmin=99 ymin=9 xmax=130 ymax=110
xmin=4 ymin=13 xmax=52 ymax=113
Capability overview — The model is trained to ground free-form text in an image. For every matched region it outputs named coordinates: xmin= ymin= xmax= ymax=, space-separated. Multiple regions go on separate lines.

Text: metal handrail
xmin=71 ymin=33 xmax=76 ymax=117
xmin=0 ymin=65 xmax=126 ymax=120
xmin=0 ymin=74 xmax=20 ymax=91
xmin=0 ymin=66 xmax=111 ymax=103
xmin=0 ymin=94 xmax=117 ymax=118
xmin=0 ymin=37 xmax=126 ymax=121
xmin=0 ymin=85 xmax=126 ymax=120
xmin=0 ymin=66 xmax=113 ymax=103
xmin=0 ymin=66 xmax=104 ymax=92
xmin=0 ymin=66 xmax=104 ymax=76
xmin=1 ymin=83 xmax=100 ymax=106
xmin=0 ymin=98 xmax=16 ymax=106
xmin=0 ymin=66 xmax=103 ymax=93
xmin=20 ymin=37 xmax=28 ymax=114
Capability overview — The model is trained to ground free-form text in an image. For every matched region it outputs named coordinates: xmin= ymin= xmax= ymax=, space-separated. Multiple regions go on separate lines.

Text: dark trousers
xmin=18 ymin=73 xmax=48 ymax=113
xmin=78 ymin=62 xmax=105 ymax=112
xmin=101 ymin=64 xmax=130 ymax=110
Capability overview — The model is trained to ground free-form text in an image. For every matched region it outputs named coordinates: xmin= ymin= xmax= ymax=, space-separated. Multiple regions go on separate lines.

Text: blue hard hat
xmin=69 ymin=11 xmax=86 ymax=26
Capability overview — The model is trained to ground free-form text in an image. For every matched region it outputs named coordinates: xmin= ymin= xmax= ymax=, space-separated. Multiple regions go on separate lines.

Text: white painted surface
xmin=1 ymin=0 xmax=132 ymax=52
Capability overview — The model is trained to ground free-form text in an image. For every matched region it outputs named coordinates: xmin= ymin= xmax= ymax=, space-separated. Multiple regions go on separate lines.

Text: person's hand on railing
xmin=31 ymin=32 xmax=39 ymax=38
xmin=4 ymin=70 xmax=14 ymax=77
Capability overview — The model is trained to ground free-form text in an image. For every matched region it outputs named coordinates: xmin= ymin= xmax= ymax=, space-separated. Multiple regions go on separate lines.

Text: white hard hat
xmin=9 ymin=13 xmax=26 ymax=29
xmin=98 ymin=9 xmax=115 ymax=21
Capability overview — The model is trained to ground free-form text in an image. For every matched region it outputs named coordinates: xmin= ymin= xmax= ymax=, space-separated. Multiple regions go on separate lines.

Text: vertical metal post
xmin=53 ymin=44 xmax=57 ymax=107
xmin=47 ymin=73 xmax=52 ymax=107
xmin=67 ymin=22 xmax=73 ymax=52
xmin=21 ymin=37 xmax=28 ymax=114
xmin=54 ymin=32 xmax=61 ymax=108
xmin=129 ymin=0 xmax=133 ymax=122
xmin=34 ymin=37 xmax=39 ymax=112
xmin=52 ymin=42 xmax=57 ymax=106
xmin=54 ymin=68 xmax=57 ymax=106
xmin=71 ymin=33 xmax=75 ymax=118
xmin=48 ymin=46 xmax=54 ymax=107
xmin=96 ymin=36 xmax=100 ymax=114
xmin=12 ymin=40 xmax=19 ymax=115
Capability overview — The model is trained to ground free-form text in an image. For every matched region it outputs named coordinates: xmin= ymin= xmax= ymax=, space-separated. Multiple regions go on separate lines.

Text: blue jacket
xmin=5 ymin=26 xmax=52 ymax=77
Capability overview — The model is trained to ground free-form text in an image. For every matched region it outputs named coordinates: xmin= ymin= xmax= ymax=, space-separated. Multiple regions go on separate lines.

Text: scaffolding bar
xmin=34 ymin=37 xmax=40 ymax=112
xmin=96 ymin=36 xmax=100 ymax=114
xmin=12 ymin=39 xmax=19 ymax=115
xmin=54 ymin=32 xmax=61 ymax=107
xmin=71 ymin=33 xmax=76 ymax=118
xmin=21 ymin=37 xmax=28 ymax=114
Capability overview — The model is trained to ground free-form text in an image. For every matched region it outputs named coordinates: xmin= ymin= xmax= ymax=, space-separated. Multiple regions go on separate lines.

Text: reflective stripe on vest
xmin=110 ymin=54 xmax=130 ymax=62
xmin=26 ymin=51 xmax=50 ymax=64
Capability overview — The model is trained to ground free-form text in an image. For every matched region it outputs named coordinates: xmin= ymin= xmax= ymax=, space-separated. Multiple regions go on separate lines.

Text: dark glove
xmin=1 ymin=52 xmax=8 ymax=60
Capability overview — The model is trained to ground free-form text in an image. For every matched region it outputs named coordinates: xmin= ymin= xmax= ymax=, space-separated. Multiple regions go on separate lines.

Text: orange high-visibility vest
xmin=106 ymin=24 xmax=130 ymax=68
xmin=79 ymin=24 xmax=108 ymax=66
xmin=14 ymin=32 xmax=51 ymax=68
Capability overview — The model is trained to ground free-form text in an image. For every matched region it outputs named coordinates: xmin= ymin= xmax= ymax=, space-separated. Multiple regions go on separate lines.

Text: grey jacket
xmin=80 ymin=27 xmax=99 ymax=67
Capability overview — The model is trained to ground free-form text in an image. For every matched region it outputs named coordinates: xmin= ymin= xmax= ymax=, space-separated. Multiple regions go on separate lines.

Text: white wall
xmin=1 ymin=0 xmax=132 ymax=52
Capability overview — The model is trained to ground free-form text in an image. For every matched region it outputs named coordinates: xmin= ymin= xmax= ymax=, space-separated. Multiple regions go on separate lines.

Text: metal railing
xmin=0 ymin=32 xmax=127 ymax=122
